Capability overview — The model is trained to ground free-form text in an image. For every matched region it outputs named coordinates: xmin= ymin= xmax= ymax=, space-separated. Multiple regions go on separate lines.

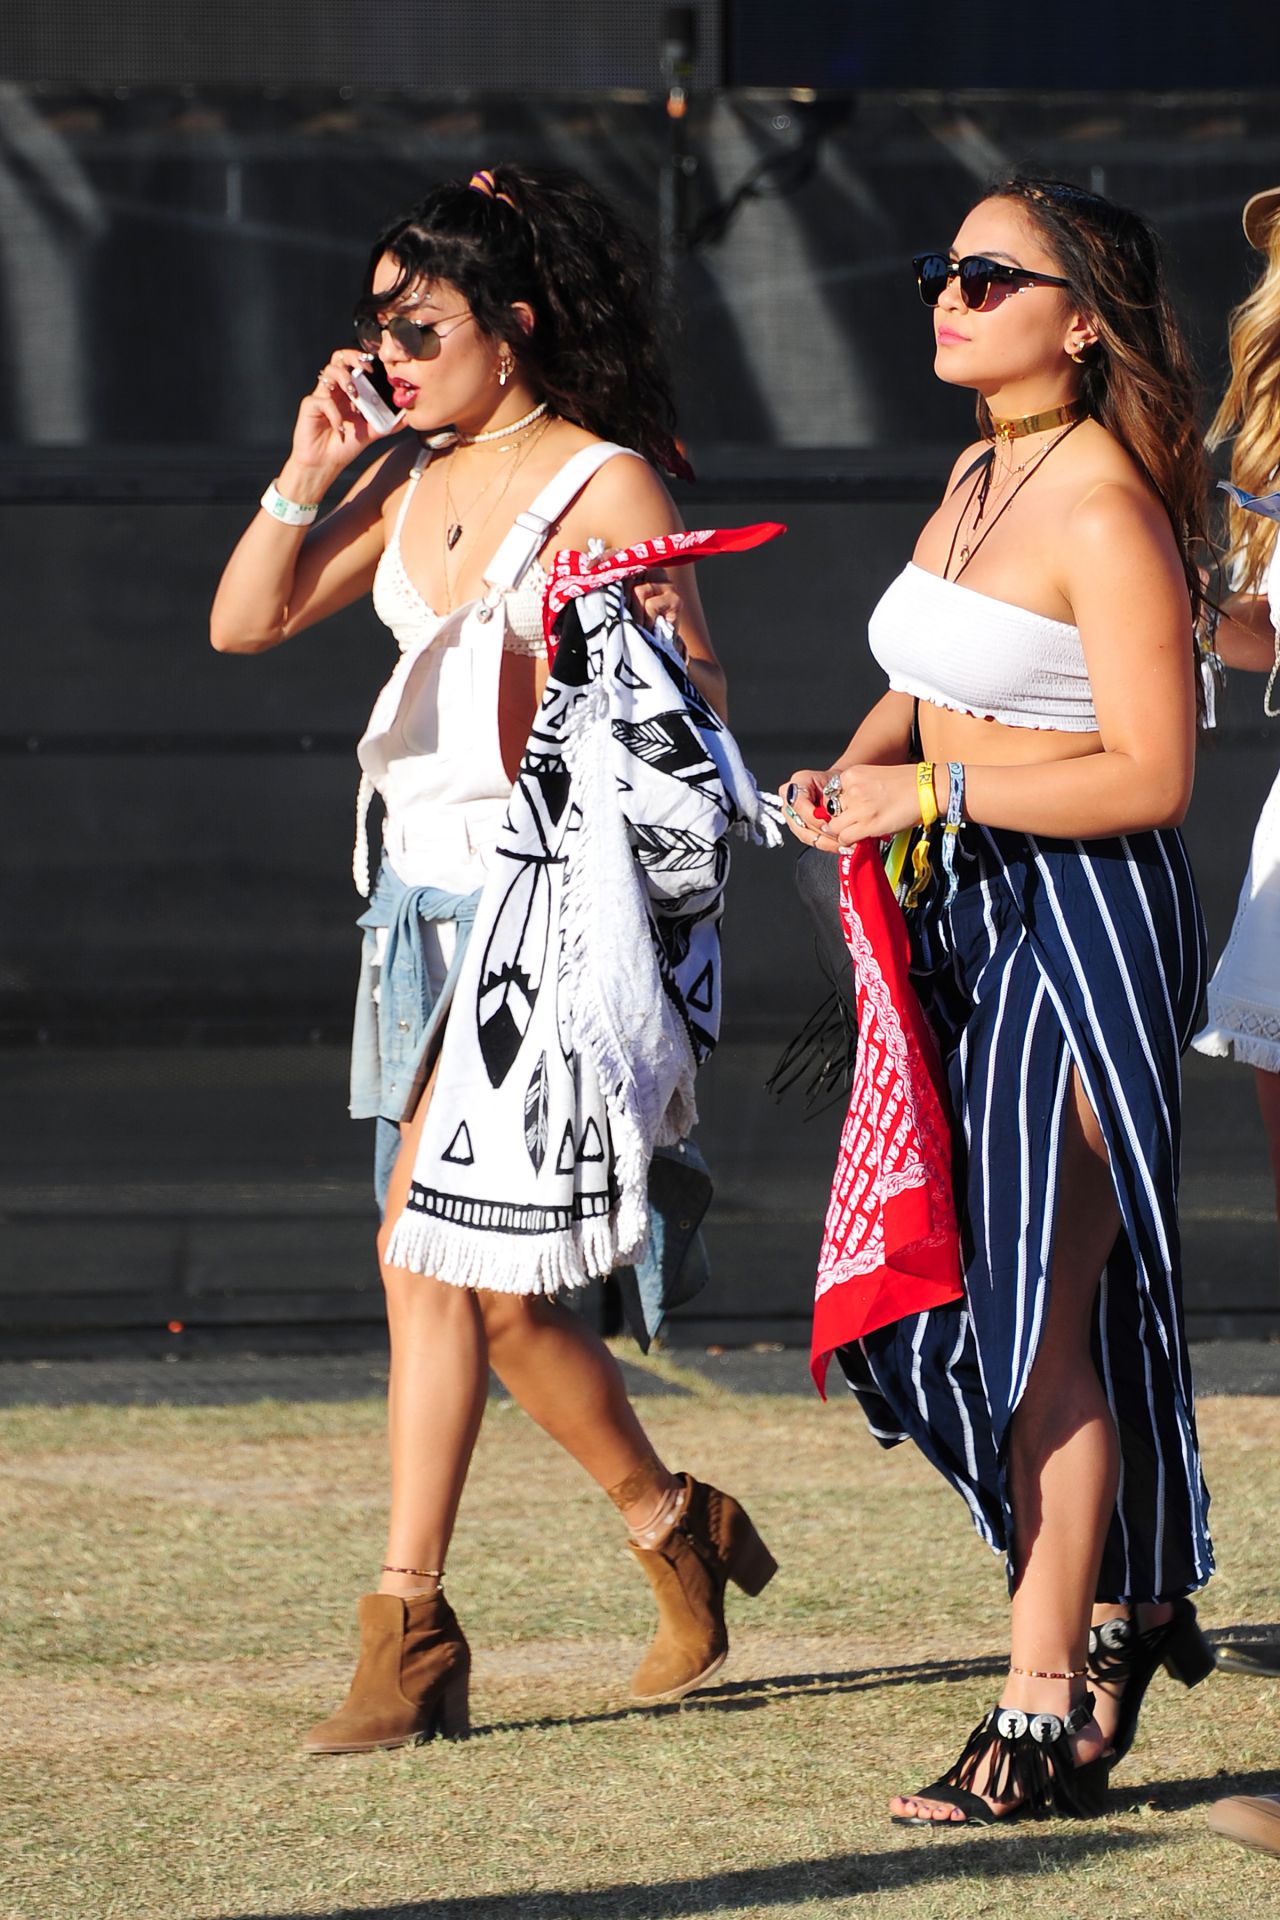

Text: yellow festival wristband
xmin=905 ymin=761 xmax=938 ymax=908
xmin=917 ymin=760 xmax=939 ymax=829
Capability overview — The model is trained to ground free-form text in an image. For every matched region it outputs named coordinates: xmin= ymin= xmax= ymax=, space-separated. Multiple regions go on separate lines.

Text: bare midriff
xmin=917 ymin=702 xmax=1102 ymax=770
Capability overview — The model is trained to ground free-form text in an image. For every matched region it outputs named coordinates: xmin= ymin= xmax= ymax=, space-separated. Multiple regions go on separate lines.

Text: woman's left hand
xmin=820 ymin=763 xmax=924 ymax=846
xmin=630 ymin=570 xmax=686 ymax=650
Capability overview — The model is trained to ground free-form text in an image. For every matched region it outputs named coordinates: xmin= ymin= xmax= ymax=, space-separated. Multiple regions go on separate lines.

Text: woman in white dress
xmin=1192 ymin=184 xmax=1280 ymax=1245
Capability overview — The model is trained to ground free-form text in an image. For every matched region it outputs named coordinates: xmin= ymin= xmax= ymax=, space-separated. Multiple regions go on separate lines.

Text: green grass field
xmin=3 ymin=1350 xmax=1278 ymax=1920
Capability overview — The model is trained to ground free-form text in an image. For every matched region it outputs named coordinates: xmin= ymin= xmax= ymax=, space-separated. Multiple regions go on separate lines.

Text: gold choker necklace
xmin=990 ymin=400 xmax=1085 ymax=443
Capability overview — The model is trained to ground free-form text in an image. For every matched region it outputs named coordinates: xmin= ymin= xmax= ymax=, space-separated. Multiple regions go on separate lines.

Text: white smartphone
xmin=350 ymin=363 xmax=404 ymax=435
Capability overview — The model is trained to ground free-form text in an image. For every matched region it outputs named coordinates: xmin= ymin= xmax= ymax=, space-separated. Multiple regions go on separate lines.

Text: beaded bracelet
xmin=260 ymin=480 xmax=319 ymax=527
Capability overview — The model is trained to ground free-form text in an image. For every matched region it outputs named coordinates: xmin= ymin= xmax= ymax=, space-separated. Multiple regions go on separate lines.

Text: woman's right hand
xmin=289 ymin=349 xmax=394 ymax=477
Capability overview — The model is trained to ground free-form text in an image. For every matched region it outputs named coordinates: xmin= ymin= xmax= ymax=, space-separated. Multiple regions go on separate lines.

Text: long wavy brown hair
xmin=1207 ymin=205 xmax=1280 ymax=594
xmin=976 ymin=175 xmax=1209 ymax=627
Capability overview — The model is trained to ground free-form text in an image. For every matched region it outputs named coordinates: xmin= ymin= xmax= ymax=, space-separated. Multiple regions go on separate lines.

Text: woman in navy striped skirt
xmin=782 ymin=176 xmax=1216 ymax=1824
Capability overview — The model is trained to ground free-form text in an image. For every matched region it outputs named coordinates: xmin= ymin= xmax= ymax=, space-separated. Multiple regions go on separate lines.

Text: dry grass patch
xmin=1 ymin=1359 xmax=1278 ymax=1920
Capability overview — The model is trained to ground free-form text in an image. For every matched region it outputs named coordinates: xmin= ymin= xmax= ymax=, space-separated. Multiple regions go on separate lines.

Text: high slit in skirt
xmin=838 ymin=823 xmax=1214 ymax=1603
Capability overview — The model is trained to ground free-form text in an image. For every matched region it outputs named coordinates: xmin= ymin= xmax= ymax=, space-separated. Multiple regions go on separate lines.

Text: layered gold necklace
xmin=440 ymin=415 xmax=552 ymax=603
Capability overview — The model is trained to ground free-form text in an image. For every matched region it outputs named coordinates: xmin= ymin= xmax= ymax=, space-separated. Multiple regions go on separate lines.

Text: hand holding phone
xmin=349 ymin=362 xmax=405 ymax=435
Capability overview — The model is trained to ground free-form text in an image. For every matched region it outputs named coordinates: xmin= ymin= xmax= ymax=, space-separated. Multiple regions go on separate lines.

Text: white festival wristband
xmin=260 ymin=480 xmax=319 ymax=527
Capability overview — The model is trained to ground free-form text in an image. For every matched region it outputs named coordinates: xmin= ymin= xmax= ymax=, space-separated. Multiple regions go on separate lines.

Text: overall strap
xmin=482 ymin=442 xmax=642 ymax=590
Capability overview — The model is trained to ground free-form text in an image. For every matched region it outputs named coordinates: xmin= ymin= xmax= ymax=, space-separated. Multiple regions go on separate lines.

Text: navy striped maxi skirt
xmin=838 ymin=822 xmax=1214 ymax=1604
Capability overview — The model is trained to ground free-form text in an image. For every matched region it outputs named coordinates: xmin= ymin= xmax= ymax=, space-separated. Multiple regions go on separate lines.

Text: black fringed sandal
xmin=1088 ymin=1598 xmax=1215 ymax=1765
xmin=892 ymin=1694 xmax=1112 ymax=1827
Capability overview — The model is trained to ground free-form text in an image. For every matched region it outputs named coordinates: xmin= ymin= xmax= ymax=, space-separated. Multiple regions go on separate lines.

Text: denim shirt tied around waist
xmin=350 ymin=860 xmax=481 ymax=1127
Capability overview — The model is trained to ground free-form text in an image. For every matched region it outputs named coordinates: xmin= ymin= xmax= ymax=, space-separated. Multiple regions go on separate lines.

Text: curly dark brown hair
xmin=358 ymin=165 xmax=691 ymax=481
xmin=978 ymin=175 xmax=1208 ymax=628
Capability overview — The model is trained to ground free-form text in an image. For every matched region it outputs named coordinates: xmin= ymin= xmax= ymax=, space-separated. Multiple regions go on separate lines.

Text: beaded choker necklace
xmin=422 ymin=401 xmax=550 ymax=454
xmin=460 ymin=402 xmax=548 ymax=446
xmin=990 ymin=399 xmax=1085 ymax=443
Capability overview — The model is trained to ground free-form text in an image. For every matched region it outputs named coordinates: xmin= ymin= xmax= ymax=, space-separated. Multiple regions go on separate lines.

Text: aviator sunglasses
xmin=913 ymin=252 xmax=1072 ymax=312
xmin=353 ymin=308 xmax=476 ymax=358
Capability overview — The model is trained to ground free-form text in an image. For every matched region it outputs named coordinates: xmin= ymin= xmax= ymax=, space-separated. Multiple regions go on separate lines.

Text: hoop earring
xmin=1068 ymin=344 xmax=1088 ymax=365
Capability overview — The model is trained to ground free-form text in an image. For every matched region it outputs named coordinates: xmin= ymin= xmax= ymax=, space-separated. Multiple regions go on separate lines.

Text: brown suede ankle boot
xmin=304 ymin=1590 xmax=471 ymax=1754
xmin=628 ymin=1474 xmax=776 ymax=1703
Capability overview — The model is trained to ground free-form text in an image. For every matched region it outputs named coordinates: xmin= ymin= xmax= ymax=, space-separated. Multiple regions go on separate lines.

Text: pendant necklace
xmin=443 ymin=409 xmax=549 ymax=550
xmin=972 ymin=398 xmax=1088 ymax=543
xmin=441 ymin=415 xmax=551 ymax=607
xmin=946 ymin=416 xmax=1084 ymax=581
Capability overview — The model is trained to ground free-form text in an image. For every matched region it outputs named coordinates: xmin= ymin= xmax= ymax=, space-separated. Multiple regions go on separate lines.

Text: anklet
xmin=627 ymin=1480 xmax=689 ymax=1551
xmin=1009 ymin=1663 xmax=1086 ymax=1680
xmin=382 ymin=1565 xmax=444 ymax=1582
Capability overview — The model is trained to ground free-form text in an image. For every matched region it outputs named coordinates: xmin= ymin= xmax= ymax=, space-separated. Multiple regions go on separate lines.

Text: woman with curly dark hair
xmin=210 ymin=165 xmax=774 ymax=1752
xmin=782 ymin=176 xmax=1216 ymax=1824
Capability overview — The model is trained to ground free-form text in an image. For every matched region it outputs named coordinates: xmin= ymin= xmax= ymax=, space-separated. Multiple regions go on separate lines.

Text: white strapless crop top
xmin=867 ymin=562 xmax=1099 ymax=732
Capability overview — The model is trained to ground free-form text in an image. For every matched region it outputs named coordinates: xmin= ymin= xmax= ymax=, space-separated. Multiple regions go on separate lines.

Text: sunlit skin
xmin=776 ymin=198 xmax=1196 ymax=1823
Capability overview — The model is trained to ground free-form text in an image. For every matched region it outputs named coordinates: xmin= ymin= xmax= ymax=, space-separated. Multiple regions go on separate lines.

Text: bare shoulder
xmin=574 ymin=441 xmax=681 ymax=542
xmin=1052 ymin=423 xmax=1177 ymax=557
xmin=1059 ymin=420 xmax=1150 ymax=500
xmin=941 ymin=437 xmax=992 ymax=498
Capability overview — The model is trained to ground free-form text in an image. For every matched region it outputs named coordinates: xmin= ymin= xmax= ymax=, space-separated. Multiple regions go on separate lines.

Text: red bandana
xmin=811 ymin=841 xmax=964 ymax=1396
xmin=542 ymin=523 xmax=785 ymax=649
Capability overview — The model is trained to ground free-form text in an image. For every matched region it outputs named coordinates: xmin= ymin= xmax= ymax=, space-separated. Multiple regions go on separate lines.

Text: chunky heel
xmin=428 ymin=1672 xmax=471 ymax=1742
xmin=1161 ymin=1608 xmax=1216 ymax=1688
xmin=727 ymin=1513 xmax=778 ymax=1597
xmin=1089 ymin=1596 xmax=1214 ymax=1766
xmin=1057 ymin=1753 xmax=1112 ymax=1819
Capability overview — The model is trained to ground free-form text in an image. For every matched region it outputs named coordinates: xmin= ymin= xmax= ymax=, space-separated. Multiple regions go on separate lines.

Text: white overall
xmin=353 ymin=437 xmax=638 ymax=898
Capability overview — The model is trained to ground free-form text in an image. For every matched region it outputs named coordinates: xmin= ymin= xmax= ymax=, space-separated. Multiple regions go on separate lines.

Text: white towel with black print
xmin=384 ymin=581 xmax=782 ymax=1295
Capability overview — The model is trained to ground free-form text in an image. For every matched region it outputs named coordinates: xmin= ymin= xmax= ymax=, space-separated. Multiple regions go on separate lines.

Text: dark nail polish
xmin=786 ymin=783 xmax=797 ymax=803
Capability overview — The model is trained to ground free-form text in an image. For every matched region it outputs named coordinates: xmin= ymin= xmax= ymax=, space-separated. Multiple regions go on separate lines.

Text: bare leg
xmin=481 ymin=1290 xmax=680 ymax=1530
xmin=376 ymin=1075 xmax=489 ymax=1601
xmin=378 ymin=1073 xmax=676 ymax=1563
xmin=892 ymin=1071 xmax=1118 ymax=1820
